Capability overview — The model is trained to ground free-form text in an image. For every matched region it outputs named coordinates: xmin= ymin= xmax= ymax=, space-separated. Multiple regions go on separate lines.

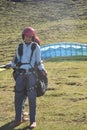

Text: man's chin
xmin=25 ymin=42 xmax=31 ymax=44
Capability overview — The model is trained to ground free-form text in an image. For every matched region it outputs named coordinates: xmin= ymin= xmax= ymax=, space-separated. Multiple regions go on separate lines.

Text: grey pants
xmin=14 ymin=72 xmax=37 ymax=123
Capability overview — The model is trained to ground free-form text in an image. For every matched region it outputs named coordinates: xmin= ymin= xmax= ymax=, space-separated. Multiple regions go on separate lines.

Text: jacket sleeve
xmin=35 ymin=44 xmax=45 ymax=70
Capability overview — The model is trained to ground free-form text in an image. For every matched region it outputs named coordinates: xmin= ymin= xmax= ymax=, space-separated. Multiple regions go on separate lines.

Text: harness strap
xmin=18 ymin=42 xmax=37 ymax=65
xmin=30 ymin=43 xmax=37 ymax=62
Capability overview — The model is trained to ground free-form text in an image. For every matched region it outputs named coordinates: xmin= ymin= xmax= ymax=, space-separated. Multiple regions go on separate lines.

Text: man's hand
xmin=41 ymin=69 xmax=47 ymax=76
xmin=5 ymin=64 xmax=11 ymax=69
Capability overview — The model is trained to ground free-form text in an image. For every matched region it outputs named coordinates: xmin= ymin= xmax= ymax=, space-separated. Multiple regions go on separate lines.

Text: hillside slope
xmin=0 ymin=1 xmax=87 ymax=130
xmin=0 ymin=0 xmax=87 ymax=64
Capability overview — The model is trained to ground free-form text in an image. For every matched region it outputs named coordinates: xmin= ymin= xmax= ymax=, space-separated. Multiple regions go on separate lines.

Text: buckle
xmin=18 ymin=69 xmax=26 ymax=73
xmin=18 ymin=68 xmax=33 ymax=74
xmin=28 ymin=68 xmax=33 ymax=72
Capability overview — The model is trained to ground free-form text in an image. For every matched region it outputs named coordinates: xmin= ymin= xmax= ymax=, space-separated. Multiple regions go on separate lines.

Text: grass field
xmin=0 ymin=0 xmax=87 ymax=130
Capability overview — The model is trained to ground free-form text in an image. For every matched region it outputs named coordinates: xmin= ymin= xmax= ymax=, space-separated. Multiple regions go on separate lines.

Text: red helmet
xmin=35 ymin=36 xmax=41 ymax=45
xmin=22 ymin=27 xmax=36 ymax=39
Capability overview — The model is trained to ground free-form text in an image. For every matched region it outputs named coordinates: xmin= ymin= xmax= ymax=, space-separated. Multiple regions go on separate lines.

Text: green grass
xmin=1 ymin=61 xmax=87 ymax=130
xmin=0 ymin=0 xmax=87 ymax=130
xmin=0 ymin=0 xmax=87 ymax=64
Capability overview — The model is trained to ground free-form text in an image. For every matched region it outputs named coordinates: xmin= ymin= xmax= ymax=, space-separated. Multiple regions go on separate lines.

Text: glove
xmin=5 ymin=64 xmax=11 ymax=69
xmin=41 ymin=69 xmax=47 ymax=76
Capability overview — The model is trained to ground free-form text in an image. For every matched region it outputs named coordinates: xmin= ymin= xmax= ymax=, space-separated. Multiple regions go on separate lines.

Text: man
xmin=7 ymin=27 xmax=47 ymax=128
xmin=21 ymin=34 xmax=41 ymax=122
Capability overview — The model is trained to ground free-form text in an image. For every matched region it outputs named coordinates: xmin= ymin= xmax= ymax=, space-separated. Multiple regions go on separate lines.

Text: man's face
xmin=24 ymin=35 xmax=32 ymax=43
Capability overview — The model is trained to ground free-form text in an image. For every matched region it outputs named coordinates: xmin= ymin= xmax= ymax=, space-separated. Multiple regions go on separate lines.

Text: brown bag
xmin=35 ymin=69 xmax=48 ymax=97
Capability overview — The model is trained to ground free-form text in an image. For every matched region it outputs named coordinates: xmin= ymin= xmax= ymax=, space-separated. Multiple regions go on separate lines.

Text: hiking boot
xmin=22 ymin=112 xmax=29 ymax=116
xmin=29 ymin=122 xmax=36 ymax=128
xmin=9 ymin=121 xmax=21 ymax=128
xmin=22 ymin=117 xmax=29 ymax=122
xmin=22 ymin=112 xmax=29 ymax=122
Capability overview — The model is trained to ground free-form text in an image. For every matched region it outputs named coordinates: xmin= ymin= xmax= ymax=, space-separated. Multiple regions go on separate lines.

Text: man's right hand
xmin=5 ymin=64 xmax=11 ymax=69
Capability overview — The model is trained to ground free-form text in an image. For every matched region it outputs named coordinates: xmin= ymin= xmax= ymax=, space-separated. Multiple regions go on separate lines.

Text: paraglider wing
xmin=41 ymin=42 xmax=87 ymax=60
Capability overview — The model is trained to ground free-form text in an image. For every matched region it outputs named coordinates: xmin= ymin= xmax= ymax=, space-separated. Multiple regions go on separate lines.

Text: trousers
xmin=14 ymin=72 xmax=37 ymax=123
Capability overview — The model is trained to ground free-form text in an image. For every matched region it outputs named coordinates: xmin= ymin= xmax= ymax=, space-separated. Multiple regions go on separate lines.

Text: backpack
xmin=36 ymin=69 xmax=48 ymax=97
xmin=13 ymin=42 xmax=48 ymax=97
xmin=13 ymin=42 xmax=37 ymax=79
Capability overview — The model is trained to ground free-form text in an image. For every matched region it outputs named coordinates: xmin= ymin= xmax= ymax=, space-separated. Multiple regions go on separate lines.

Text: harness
xmin=13 ymin=42 xmax=37 ymax=80
xmin=14 ymin=42 xmax=37 ymax=67
xmin=13 ymin=42 xmax=48 ymax=97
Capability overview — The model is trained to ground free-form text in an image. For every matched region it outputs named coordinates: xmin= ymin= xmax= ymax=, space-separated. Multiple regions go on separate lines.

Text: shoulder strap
xmin=30 ymin=42 xmax=37 ymax=62
xmin=13 ymin=43 xmax=23 ymax=64
xmin=18 ymin=43 xmax=23 ymax=57
xmin=18 ymin=42 xmax=37 ymax=63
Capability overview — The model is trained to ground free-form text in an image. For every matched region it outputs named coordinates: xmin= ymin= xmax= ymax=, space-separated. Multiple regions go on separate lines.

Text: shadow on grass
xmin=0 ymin=122 xmax=14 ymax=130
xmin=0 ymin=122 xmax=33 ymax=130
